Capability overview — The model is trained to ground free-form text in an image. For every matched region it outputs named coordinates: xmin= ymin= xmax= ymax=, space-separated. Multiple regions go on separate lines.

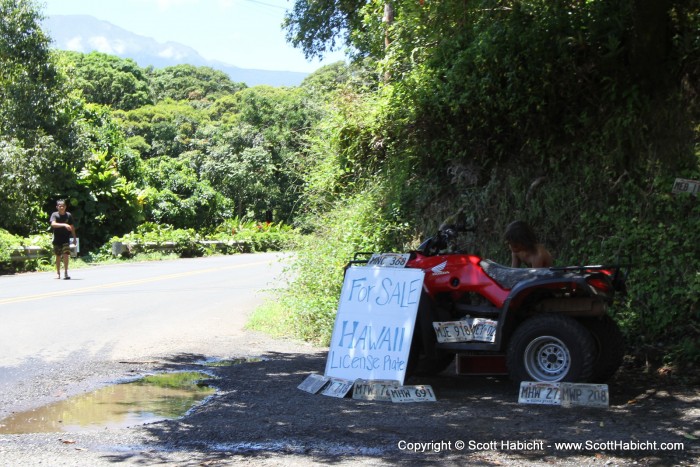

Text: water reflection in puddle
xmin=0 ymin=372 xmax=215 ymax=434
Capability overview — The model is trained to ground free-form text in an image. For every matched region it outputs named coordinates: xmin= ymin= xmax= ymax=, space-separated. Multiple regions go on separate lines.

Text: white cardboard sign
xmin=325 ymin=266 xmax=424 ymax=385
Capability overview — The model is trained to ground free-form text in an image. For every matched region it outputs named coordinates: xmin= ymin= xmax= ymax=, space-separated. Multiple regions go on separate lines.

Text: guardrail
xmin=9 ymin=246 xmax=48 ymax=261
xmin=8 ymin=240 xmax=247 ymax=262
xmin=110 ymin=240 xmax=248 ymax=256
xmin=9 ymin=245 xmax=78 ymax=261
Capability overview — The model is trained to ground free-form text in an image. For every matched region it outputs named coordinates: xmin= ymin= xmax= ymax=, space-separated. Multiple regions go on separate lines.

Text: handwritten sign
xmin=325 ymin=266 xmax=424 ymax=384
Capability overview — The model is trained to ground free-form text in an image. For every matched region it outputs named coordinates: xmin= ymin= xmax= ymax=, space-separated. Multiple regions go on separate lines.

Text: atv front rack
xmin=346 ymin=251 xmax=374 ymax=267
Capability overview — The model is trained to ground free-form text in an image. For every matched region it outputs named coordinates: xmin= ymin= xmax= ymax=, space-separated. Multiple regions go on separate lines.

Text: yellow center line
xmin=0 ymin=259 xmax=272 ymax=306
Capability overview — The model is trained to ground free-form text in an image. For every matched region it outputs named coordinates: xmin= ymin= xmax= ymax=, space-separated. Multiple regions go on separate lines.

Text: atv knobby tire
xmin=581 ymin=315 xmax=625 ymax=383
xmin=406 ymin=292 xmax=454 ymax=377
xmin=506 ymin=314 xmax=595 ymax=383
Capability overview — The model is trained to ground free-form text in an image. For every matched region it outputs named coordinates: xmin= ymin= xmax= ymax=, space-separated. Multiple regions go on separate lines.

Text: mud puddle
xmin=0 ymin=371 xmax=215 ymax=434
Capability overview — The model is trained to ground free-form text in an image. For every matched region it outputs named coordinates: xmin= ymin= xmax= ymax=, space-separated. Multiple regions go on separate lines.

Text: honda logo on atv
xmin=430 ymin=261 xmax=449 ymax=276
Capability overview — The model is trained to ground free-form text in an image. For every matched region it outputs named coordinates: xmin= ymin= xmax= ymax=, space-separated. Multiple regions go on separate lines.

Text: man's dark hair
xmin=504 ymin=220 xmax=538 ymax=250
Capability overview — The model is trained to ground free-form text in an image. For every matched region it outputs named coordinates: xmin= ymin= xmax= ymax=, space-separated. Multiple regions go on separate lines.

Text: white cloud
xmin=87 ymin=36 xmax=129 ymax=55
xmin=65 ymin=36 xmax=85 ymax=52
xmin=87 ymin=36 xmax=113 ymax=54
xmin=158 ymin=46 xmax=186 ymax=60
xmin=111 ymin=41 xmax=127 ymax=55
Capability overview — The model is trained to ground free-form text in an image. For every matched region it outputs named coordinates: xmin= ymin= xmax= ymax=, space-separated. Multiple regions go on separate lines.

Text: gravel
xmin=0 ymin=328 xmax=698 ymax=466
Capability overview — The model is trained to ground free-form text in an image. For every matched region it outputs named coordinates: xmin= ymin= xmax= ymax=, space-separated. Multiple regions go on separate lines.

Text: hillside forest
xmin=0 ymin=0 xmax=698 ymax=368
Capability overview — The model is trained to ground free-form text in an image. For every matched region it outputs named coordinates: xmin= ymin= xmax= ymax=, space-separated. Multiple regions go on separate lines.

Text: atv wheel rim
xmin=523 ymin=336 xmax=571 ymax=382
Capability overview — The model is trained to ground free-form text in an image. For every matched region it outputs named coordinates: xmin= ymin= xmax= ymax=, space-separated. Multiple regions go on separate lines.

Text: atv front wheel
xmin=406 ymin=292 xmax=454 ymax=377
xmin=506 ymin=314 xmax=595 ymax=383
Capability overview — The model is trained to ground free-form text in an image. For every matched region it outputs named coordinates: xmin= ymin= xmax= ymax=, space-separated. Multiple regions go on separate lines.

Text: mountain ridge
xmin=42 ymin=15 xmax=310 ymax=87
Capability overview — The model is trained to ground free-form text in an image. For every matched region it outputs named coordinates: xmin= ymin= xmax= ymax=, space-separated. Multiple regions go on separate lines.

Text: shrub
xmin=211 ymin=217 xmax=298 ymax=253
xmin=277 ymin=187 xmax=410 ymax=344
xmin=112 ymin=223 xmax=203 ymax=258
xmin=0 ymin=230 xmax=53 ymax=273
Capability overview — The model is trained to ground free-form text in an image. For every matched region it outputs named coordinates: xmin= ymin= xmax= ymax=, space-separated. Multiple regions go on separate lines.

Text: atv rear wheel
xmin=506 ymin=314 xmax=595 ymax=383
xmin=581 ymin=315 xmax=625 ymax=383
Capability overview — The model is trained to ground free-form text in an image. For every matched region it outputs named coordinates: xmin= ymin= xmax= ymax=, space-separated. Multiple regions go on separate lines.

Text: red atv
xmin=352 ymin=224 xmax=629 ymax=384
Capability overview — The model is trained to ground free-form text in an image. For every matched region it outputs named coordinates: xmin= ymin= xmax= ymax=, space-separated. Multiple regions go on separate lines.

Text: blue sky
xmin=41 ymin=0 xmax=346 ymax=73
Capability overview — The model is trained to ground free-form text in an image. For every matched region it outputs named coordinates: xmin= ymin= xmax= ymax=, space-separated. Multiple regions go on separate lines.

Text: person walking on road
xmin=50 ymin=199 xmax=77 ymax=279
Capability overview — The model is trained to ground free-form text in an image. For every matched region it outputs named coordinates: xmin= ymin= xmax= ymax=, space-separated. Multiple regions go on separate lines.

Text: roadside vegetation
xmin=1 ymin=0 xmax=698 ymax=370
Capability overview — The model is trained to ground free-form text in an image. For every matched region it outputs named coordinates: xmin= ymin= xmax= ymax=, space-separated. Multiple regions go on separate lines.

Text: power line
xmin=239 ymin=0 xmax=287 ymax=10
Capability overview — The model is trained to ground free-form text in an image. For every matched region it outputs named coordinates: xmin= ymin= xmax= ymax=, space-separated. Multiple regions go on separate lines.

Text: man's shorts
xmin=53 ymin=243 xmax=70 ymax=256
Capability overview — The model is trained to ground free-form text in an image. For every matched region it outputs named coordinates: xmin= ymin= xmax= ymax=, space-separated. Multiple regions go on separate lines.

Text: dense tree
xmin=114 ymin=100 xmax=210 ymax=159
xmin=280 ymin=0 xmax=700 ymax=364
xmin=0 ymin=139 xmax=49 ymax=234
xmin=0 ymin=0 xmax=87 ymax=235
xmin=142 ymin=155 xmax=232 ymax=228
xmin=58 ymin=51 xmax=153 ymax=110
xmin=299 ymin=60 xmax=372 ymax=97
xmin=70 ymin=150 xmax=143 ymax=249
xmin=201 ymin=137 xmax=277 ymax=219
xmin=229 ymin=85 xmax=321 ymax=221
xmin=148 ymin=64 xmax=246 ymax=102
xmin=0 ymin=1 xmax=149 ymax=241
xmin=0 ymin=0 xmax=61 ymax=139
xmin=283 ymin=0 xmax=372 ymax=60
xmin=284 ymin=1 xmax=700 ymax=175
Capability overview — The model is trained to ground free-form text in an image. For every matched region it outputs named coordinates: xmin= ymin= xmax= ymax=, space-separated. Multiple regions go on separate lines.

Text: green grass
xmin=138 ymin=371 xmax=213 ymax=390
xmin=246 ymin=300 xmax=293 ymax=339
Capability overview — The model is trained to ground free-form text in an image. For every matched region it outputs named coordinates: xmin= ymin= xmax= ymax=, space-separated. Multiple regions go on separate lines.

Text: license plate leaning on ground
xmin=389 ymin=385 xmax=437 ymax=403
xmin=518 ymin=381 xmax=609 ymax=407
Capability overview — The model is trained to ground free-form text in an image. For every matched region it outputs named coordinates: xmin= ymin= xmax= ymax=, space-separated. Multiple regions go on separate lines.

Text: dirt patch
xmin=0 ymin=344 xmax=697 ymax=466
xmin=112 ymin=351 xmax=698 ymax=466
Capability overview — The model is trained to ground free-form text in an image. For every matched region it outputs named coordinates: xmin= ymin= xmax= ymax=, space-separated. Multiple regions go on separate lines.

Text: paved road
xmin=0 ymin=253 xmax=293 ymax=415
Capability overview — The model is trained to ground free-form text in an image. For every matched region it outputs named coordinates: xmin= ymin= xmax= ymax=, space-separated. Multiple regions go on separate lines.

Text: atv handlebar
xmin=419 ymin=224 xmax=477 ymax=255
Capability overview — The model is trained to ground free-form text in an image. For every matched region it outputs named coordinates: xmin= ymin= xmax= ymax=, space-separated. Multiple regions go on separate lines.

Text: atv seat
xmin=479 ymin=259 xmax=557 ymax=290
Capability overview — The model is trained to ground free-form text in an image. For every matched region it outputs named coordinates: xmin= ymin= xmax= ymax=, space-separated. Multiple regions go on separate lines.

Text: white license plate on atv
xmin=367 ymin=253 xmax=410 ymax=268
xmin=433 ymin=318 xmax=498 ymax=343
xmin=518 ymin=382 xmax=609 ymax=407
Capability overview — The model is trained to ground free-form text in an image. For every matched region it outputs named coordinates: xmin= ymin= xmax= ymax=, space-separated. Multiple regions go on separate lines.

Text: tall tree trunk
xmin=383 ymin=2 xmax=394 ymax=51
xmin=383 ymin=2 xmax=394 ymax=81
xmin=629 ymin=0 xmax=673 ymax=93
